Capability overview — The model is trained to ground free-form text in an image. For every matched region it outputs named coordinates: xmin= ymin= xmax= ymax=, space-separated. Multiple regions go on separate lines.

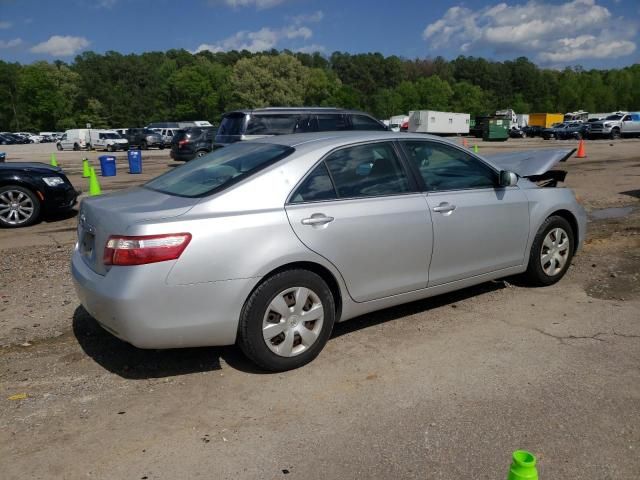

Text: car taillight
xmin=178 ymin=139 xmax=189 ymax=147
xmin=103 ymin=233 xmax=192 ymax=266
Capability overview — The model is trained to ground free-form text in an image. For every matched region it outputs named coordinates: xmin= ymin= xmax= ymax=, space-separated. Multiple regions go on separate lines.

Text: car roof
xmin=247 ymin=130 xmax=461 ymax=152
xmin=222 ymin=107 xmax=376 ymax=116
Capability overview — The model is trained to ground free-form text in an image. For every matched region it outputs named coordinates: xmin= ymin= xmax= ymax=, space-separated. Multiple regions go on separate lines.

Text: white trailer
xmin=408 ymin=110 xmax=470 ymax=135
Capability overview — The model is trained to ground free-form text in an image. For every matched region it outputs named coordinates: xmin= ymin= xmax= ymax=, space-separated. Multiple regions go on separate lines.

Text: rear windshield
xmin=145 ymin=143 xmax=294 ymax=197
xmin=218 ymin=114 xmax=246 ymax=136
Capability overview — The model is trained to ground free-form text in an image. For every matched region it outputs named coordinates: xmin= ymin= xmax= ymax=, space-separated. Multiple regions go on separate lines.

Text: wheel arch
xmin=548 ymin=209 xmax=579 ymax=247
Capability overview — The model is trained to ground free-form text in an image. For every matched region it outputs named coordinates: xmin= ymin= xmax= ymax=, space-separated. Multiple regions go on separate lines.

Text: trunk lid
xmin=484 ymin=148 xmax=575 ymax=178
xmin=77 ymin=187 xmax=198 ymax=275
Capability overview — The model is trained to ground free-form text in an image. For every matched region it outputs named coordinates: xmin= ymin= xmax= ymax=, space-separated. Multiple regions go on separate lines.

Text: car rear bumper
xmin=71 ymin=250 xmax=258 ymax=348
xmin=170 ymin=149 xmax=195 ymax=161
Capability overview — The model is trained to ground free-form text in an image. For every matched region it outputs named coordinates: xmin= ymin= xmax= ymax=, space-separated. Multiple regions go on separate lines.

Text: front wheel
xmin=56 ymin=143 xmax=63 ymax=151
xmin=238 ymin=270 xmax=336 ymax=372
xmin=0 ymin=186 xmax=41 ymax=228
xmin=610 ymin=129 xmax=621 ymax=140
xmin=73 ymin=143 xmax=80 ymax=151
xmin=522 ymin=216 xmax=574 ymax=286
xmin=196 ymin=150 xmax=208 ymax=158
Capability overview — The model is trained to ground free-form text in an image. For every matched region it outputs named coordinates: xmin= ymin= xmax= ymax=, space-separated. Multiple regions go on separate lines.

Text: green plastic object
xmin=507 ymin=450 xmax=538 ymax=480
xmin=89 ymin=167 xmax=102 ymax=196
xmin=473 ymin=144 xmax=479 ymax=153
xmin=50 ymin=153 xmax=58 ymax=167
xmin=82 ymin=158 xmax=91 ymax=178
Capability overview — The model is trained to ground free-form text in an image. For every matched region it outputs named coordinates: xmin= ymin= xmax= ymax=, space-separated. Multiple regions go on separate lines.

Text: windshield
xmin=145 ymin=142 xmax=294 ymax=197
xmin=605 ymin=115 xmax=623 ymax=121
xmin=103 ymin=133 xmax=120 ymax=139
xmin=143 ymin=128 xmax=158 ymax=135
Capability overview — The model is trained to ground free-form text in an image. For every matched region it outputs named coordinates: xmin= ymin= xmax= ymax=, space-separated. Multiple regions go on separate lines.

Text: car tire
xmin=238 ymin=269 xmax=336 ymax=372
xmin=159 ymin=145 xmax=164 ymax=150
xmin=56 ymin=143 xmax=63 ymax=151
xmin=140 ymin=141 xmax=148 ymax=150
xmin=522 ymin=215 xmax=575 ymax=287
xmin=0 ymin=185 xmax=41 ymax=228
xmin=107 ymin=144 xmax=113 ymax=152
xmin=196 ymin=150 xmax=208 ymax=158
xmin=73 ymin=143 xmax=80 ymax=151
xmin=610 ymin=129 xmax=621 ymax=140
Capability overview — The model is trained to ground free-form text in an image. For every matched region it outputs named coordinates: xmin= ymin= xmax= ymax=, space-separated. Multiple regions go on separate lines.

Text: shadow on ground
xmin=74 ymin=281 xmax=507 ymax=379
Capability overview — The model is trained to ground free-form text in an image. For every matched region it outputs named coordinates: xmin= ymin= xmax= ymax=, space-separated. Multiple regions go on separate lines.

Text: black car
xmin=521 ymin=125 xmax=544 ymax=137
xmin=0 ymin=162 xmax=79 ymax=228
xmin=542 ymin=122 xmax=589 ymax=140
xmin=170 ymin=126 xmax=216 ymax=161
xmin=215 ymin=108 xmax=387 ymax=147
xmin=0 ymin=133 xmax=17 ymax=145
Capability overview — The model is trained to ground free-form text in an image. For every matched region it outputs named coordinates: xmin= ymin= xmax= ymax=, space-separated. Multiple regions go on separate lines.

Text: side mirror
xmin=499 ymin=170 xmax=518 ymax=187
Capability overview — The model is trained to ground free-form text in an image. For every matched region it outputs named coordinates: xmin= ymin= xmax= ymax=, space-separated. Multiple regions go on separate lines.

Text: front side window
xmin=145 ymin=143 xmax=294 ymax=197
xmin=324 ymin=142 xmax=410 ymax=198
xmin=350 ymin=114 xmax=386 ymax=131
xmin=401 ymin=141 xmax=497 ymax=191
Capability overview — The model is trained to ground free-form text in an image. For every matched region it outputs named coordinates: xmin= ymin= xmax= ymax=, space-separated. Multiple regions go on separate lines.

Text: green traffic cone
xmin=507 ymin=450 xmax=538 ymax=480
xmin=50 ymin=153 xmax=58 ymax=167
xmin=89 ymin=167 xmax=102 ymax=196
xmin=473 ymin=144 xmax=479 ymax=154
xmin=82 ymin=158 xmax=91 ymax=178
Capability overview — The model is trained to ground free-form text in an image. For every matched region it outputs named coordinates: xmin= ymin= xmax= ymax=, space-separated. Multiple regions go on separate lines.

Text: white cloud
xmin=195 ymin=25 xmax=311 ymax=53
xmin=0 ymin=37 xmax=22 ymax=48
xmin=0 ymin=21 xmax=12 ymax=29
xmin=423 ymin=0 xmax=637 ymax=65
xmin=290 ymin=11 xmax=324 ymax=25
xmin=30 ymin=35 xmax=90 ymax=56
xmin=213 ymin=0 xmax=289 ymax=9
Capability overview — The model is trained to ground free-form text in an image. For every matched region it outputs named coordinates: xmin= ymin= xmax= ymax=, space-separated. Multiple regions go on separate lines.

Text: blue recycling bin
xmin=127 ymin=150 xmax=142 ymax=174
xmin=99 ymin=155 xmax=117 ymax=177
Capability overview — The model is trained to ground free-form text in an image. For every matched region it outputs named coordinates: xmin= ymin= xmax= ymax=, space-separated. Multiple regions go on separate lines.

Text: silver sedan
xmin=72 ymin=131 xmax=586 ymax=371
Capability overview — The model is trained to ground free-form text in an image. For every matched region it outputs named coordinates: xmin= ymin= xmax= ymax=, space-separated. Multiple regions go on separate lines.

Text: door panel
xmin=286 ymin=195 xmax=433 ymax=302
xmin=426 ymin=188 xmax=530 ymax=286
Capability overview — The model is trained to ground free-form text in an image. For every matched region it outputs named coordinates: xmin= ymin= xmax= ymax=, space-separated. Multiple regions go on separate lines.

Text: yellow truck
xmin=528 ymin=113 xmax=564 ymax=128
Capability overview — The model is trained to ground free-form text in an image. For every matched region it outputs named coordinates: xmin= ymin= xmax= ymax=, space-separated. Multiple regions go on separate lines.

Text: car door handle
xmin=301 ymin=214 xmax=334 ymax=226
xmin=432 ymin=202 xmax=456 ymax=213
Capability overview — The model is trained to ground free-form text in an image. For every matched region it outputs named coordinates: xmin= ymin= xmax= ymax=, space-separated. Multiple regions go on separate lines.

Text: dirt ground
xmin=1 ymin=138 xmax=639 ymax=479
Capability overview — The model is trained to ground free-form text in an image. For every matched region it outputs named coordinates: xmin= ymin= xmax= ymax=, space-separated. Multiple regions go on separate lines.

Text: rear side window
xmin=246 ymin=115 xmax=300 ymax=135
xmin=290 ymin=163 xmax=337 ymax=203
xmin=350 ymin=114 xmax=386 ymax=131
xmin=218 ymin=114 xmax=246 ymax=136
xmin=324 ymin=142 xmax=410 ymax=198
xmin=316 ymin=114 xmax=348 ymax=131
xmin=145 ymin=143 xmax=294 ymax=198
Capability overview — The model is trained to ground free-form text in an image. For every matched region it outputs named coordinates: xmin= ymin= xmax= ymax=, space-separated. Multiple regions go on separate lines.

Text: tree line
xmin=0 ymin=49 xmax=639 ymax=131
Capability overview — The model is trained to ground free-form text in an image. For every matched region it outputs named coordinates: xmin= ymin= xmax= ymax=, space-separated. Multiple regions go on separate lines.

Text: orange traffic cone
xmin=576 ymin=139 xmax=586 ymax=158
xmin=462 ymin=138 xmax=468 ymax=148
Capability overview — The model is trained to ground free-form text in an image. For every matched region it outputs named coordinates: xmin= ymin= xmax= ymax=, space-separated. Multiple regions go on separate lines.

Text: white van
xmin=56 ymin=129 xmax=91 ymax=151
xmin=90 ymin=130 xmax=129 ymax=151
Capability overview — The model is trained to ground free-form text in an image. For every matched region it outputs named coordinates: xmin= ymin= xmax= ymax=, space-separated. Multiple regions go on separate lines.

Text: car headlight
xmin=43 ymin=176 xmax=65 ymax=187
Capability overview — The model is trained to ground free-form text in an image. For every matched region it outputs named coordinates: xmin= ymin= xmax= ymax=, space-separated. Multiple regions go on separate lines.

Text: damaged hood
xmin=484 ymin=148 xmax=575 ymax=177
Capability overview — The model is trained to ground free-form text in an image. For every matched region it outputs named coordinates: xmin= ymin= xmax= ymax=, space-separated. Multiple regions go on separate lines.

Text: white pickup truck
xmin=588 ymin=112 xmax=640 ymax=139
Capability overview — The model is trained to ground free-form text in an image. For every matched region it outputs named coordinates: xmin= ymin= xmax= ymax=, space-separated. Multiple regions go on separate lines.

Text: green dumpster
xmin=483 ymin=118 xmax=509 ymax=141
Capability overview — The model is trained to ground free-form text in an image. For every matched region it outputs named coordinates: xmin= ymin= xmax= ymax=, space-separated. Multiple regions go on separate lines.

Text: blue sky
xmin=0 ymin=0 xmax=638 ymax=68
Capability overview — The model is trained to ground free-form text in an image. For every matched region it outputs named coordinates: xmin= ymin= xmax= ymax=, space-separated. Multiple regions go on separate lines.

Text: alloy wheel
xmin=0 ymin=189 xmax=35 ymax=226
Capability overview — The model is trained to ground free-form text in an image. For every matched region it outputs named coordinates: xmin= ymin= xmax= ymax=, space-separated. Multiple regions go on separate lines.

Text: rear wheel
xmin=0 ymin=186 xmax=41 ymax=228
xmin=140 ymin=141 xmax=148 ymax=150
xmin=107 ymin=144 xmax=114 ymax=152
xmin=196 ymin=150 xmax=208 ymax=158
xmin=522 ymin=216 xmax=574 ymax=286
xmin=238 ymin=269 xmax=336 ymax=372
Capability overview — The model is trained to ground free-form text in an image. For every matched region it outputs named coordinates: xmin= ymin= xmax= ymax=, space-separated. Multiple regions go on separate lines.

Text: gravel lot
xmin=1 ymin=138 xmax=639 ymax=479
